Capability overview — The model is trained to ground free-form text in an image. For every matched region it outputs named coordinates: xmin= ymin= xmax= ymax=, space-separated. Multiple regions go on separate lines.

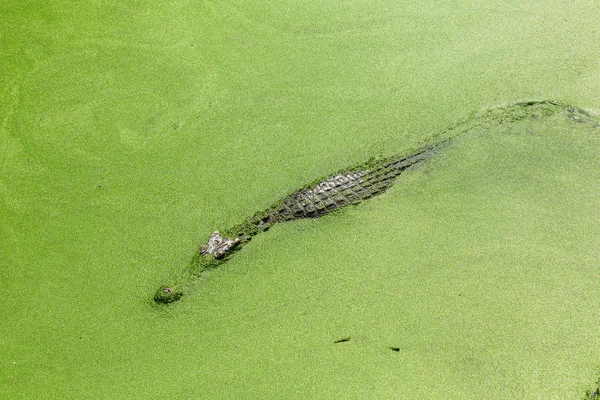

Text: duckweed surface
xmin=2 ymin=1 xmax=600 ymax=398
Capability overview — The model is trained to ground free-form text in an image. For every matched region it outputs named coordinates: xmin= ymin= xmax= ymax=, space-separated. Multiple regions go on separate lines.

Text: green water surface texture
xmin=2 ymin=1 xmax=600 ymax=399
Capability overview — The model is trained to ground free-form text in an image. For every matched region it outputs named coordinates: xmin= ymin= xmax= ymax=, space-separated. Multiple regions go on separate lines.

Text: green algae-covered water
xmin=2 ymin=1 xmax=600 ymax=399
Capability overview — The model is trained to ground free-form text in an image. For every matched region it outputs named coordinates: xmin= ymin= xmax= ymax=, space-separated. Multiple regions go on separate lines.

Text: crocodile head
xmin=154 ymin=285 xmax=184 ymax=303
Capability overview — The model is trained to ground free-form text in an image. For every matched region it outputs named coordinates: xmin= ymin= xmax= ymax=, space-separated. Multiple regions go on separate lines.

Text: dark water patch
xmin=586 ymin=379 xmax=600 ymax=400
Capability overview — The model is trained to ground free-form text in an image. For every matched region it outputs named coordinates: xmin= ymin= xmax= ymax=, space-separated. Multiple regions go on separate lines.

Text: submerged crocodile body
xmin=153 ymin=100 xmax=598 ymax=304
xmin=154 ymin=142 xmax=447 ymax=303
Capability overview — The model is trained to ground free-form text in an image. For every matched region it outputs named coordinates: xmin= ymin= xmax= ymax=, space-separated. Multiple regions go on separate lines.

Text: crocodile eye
xmin=163 ymin=287 xmax=172 ymax=293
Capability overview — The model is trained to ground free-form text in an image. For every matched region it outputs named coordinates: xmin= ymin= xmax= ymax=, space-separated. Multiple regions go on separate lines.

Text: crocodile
xmin=153 ymin=100 xmax=598 ymax=304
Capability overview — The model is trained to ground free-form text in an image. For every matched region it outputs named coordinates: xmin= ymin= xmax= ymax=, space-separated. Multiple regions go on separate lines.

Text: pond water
xmin=2 ymin=1 xmax=600 ymax=398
